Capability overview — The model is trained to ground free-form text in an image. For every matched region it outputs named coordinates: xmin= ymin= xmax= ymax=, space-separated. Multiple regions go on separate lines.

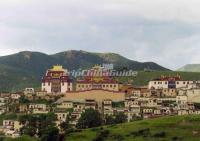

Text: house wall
xmin=42 ymin=82 xmax=51 ymax=93
xmin=149 ymin=81 xmax=193 ymax=89
xmin=62 ymin=90 xmax=125 ymax=102
xmin=57 ymin=102 xmax=73 ymax=109
xmin=76 ymin=83 xmax=119 ymax=92
xmin=148 ymin=81 xmax=168 ymax=89
xmin=61 ymin=82 xmax=69 ymax=93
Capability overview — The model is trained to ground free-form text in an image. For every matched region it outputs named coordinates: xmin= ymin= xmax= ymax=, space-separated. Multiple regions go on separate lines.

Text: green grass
xmin=3 ymin=135 xmax=39 ymax=141
xmin=66 ymin=115 xmax=200 ymax=141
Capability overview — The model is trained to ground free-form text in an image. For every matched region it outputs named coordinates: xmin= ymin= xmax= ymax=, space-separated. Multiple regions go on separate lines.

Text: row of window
xmin=43 ymin=88 xmax=71 ymax=92
xmin=163 ymin=89 xmax=175 ymax=92
xmin=153 ymin=81 xmax=191 ymax=85
xmin=61 ymin=103 xmax=73 ymax=106
xmin=143 ymin=109 xmax=153 ymax=113
xmin=77 ymin=84 xmax=117 ymax=88
xmin=56 ymin=114 xmax=67 ymax=119
xmin=43 ymin=82 xmax=71 ymax=86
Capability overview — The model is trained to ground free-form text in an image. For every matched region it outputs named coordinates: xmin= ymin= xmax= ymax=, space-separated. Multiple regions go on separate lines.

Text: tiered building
xmin=41 ymin=65 xmax=72 ymax=93
xmin=76 ymin=65 xmax=119 ymax=91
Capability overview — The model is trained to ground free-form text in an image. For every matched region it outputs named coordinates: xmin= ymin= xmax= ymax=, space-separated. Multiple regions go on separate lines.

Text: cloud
xmin=0 ymin=0 xmax=200 ymax=70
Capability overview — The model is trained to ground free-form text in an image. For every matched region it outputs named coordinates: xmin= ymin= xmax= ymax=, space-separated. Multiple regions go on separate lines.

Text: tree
xmin=105 ymin=115 xmax=115 ymax=125
xmin=19 ymin=96 xmax=30 ymax=104
xmin=59 ymin=109 xmax=74 ymax=133
xmin=40 ymin=126 xmax=59 ymax=141
xmin=20 ymin=126 xmax=37 ymax=137
xmin=77 ymin=108 xmax=102 ymax=129
xmin=114 ymin=112 xmax=127 ymax=124
xmin=19 ymin=113 xmax=57 ymax=138
xmin=59 ymin=116 xmax=72 ymax=134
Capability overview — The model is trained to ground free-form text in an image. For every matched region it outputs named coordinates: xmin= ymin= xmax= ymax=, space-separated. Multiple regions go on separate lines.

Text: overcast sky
xmin=0 ymin=0 xmax=200 ymax=70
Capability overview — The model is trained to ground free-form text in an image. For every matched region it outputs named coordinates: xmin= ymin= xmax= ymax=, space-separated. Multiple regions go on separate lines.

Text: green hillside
xmin=0 ymin=50 xmax=169 ymax=92
xmin=178 ymin=64 xmax=200 ymax=72
xmin=66 ymin=115 xmax=200 ymax=141
xmin=118 ymin=71 xmax=200 ymax=86
xmin=0 ymin=64 xmax=39 ymax=92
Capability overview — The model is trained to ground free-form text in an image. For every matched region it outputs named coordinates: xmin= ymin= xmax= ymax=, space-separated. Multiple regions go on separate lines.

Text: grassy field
xmin=66 ymin=115 xmax=200 ymax=141
xmin=3 ymin=135 xmax=39 ymax=141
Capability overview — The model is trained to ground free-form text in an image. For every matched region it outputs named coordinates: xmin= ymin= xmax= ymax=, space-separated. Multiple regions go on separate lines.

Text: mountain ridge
xmin=0 ymin=50 xmax=169 ymax=92
xmin=178 ymin=64 xmax=200 ymax=72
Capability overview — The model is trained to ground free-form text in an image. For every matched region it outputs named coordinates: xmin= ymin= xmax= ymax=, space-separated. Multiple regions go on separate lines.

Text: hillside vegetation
xmin=178 ymin=64 xmax=200 ymax=72
xmin=118 ymin=71 xmax=200 ymax=86
xmin=3 ymin=115 xmax=200 ymax=141
xmin=0 ymin=50 xmax=168 ymax=92
xmin=66 ymin=115 xmax=200 ymax=141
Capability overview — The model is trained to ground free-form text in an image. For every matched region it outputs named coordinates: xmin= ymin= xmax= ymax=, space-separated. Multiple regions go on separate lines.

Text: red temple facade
xmin=42 ymin=65 xmax=72 ymax=93
xmin=76 ymin=65 xmax=119 ymax=91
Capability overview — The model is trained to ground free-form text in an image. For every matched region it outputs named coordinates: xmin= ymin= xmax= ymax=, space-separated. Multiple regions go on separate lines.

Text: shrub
xmin=153 ymin=131 xmax=166 ymax=138
xmin=114 ymin=112 xmax=127 ymax=124
xmin=93 ymin=130 xmax=110 ymax=141
xmin=172 ymin=136 xmax=183 ymax=141
xmin=91 ymin=127 xmax=100 ymax=132
xmin=112 ymin=134 xmax=124 ymax=141
xmin=138 ymin=128 xmax=150 ymax=137
xmin=130 ymin=128 xmax=151 ymax=137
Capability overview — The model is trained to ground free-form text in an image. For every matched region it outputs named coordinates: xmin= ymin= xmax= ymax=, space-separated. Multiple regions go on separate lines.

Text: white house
xmin=148 ymin=76 xmax=193 ymax=89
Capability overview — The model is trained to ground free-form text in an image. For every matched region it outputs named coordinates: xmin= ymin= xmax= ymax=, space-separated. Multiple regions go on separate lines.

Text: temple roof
xmin=42 ymin=65 xmax=71 ymax=82
xmin=152 ymin=75 xmax=181 ymax=81
xmin=50 ymin=65 xmax=65 ymax=72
